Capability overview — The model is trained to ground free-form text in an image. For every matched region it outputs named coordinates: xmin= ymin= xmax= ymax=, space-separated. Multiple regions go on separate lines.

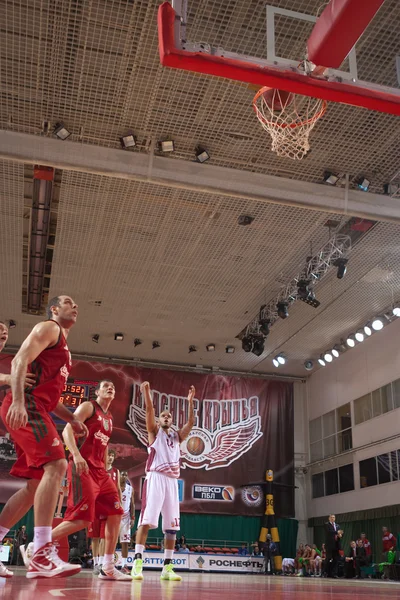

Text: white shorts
xmin=119 ymin=514 xmax=131 ymax=543
xmin=138 ymin=471 xmax=180 ymax=532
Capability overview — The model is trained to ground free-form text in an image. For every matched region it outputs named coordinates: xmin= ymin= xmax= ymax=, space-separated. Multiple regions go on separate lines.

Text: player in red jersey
xmin=0 ymin=296 xmax=87 ymax=579
xmin=0 ymin=321 xmax=36 ymax=391
xmin=50 ymin=380 xmax=131 ymax=581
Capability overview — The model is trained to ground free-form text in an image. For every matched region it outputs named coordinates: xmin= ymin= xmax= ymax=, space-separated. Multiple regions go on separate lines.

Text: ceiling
xmin=1 ymin=0 xmax=400 ymax=378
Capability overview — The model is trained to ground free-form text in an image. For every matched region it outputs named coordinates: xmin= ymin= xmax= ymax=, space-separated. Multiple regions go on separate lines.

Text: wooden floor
xmin=0 ymin=569 xmax=400 ymax=600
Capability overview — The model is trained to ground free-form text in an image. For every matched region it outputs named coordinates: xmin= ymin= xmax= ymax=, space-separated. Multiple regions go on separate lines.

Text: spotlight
xmin=226 ymin=346 xmax=235 ymax=354
xmin=331 ymin=347 xmax=340 ymax=358
xmin=195 ymin=146 xmax=210 ymax=163
xmin=114 ymin=333 xmax=124 ymax=341
xmin=54 ymin=122 xmax=71 ymax=140
xmin=206 ymin=344 xmax=216 ymax=352
xmin=120 ymin=132 xmax=136 ymax=149
xmin=357 ymin=177 xmax=370 ymax=192
xmin=304 ymin=360 xmax=314 ymax=371
xmin=277 ymin=302 xmax=289 ymax=319
xmin=259 ymin=317 xmax=270 ymax=337
xmin=238 ymin=215 xmax=254 ymax=226
xmin=189 ymin=345 xmax=197 ymax=353
xmin=334 ymin=258 xmax=348 ymax=279
xmin=346 ymin=334 xmax=356 ymax=347
xmin=371 ymin=317 xmax=384 ymax=331
xmin=152 ymin=341 xmax=161 ymax=349
xmin=364 ymin=323 xmax=372 ymax=336
xmin=393 ymin=306 xmax=400 ymax=317
xmin=134 ymin=338 xmax=142 ymax=347
xmin=242 ymin=336 xmax=253 ymax=353
xmin=323 ymin=171 xmax=339 ymax=185
xmin=92 ymin=334 xmax=99 ymax=343
xmin=158 ymin=140 xmax=175 ymax=152
xmin=7 ymin=320 xmax=16 ymax=329
xmin=297 ymin=280 xmax=310 ymax=299
xmin=318 ymin=356 xmax=326 ymax=367
xmin=273 ymin=358 xmax=279 ymax=368
xmin=324 ymin=352 xmax=333 ymax=363
xmin=252 ymin=337 xmax=265 ymax=357
xmin=355 ymin=329 xmax=364 ymax=343
xmin=277 ymin=353 xmax=286 ymax=365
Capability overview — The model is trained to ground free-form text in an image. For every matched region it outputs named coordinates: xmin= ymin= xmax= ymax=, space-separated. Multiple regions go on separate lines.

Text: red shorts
xmin=88 ymin=518 xmax=106 ymax=539
xmin=64 ymin=461 xmax=123 ymax=523
xmin=0 ymin=394 xmax=65 ymax=479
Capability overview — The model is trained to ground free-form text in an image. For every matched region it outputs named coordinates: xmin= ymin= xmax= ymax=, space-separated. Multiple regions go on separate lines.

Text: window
xmin=336 ymin=403 xmax=351 ymax=432
xmin=391 ymin=451 xmax=399 ymax=481
xmin=312 ymin=473 xmax=324 ymax=498
xmin=338 ymin=428 xmax=352 ymax=453
xmin=323 ymin=411 xmax=336 ymax=437
xmin=310 ymin=441 xmax=323 ymax=462
xmin=310 ymin=403 xmax=352 ymax=461
xmin=354 ymin=378 xmax=400 ymax=426
xmin=392 ymin=380 xmax=400 ymax=409
xmin=359 ymin=457 xmax=377 ymax=488
xmin=377 ymin=453 xmax=391 ymax=484
xmin=309 ymin=417 xmax=322 ymax=444
xmin=325 ymin=468 xmax=339 ymax=496
xmin=339 ymin=464 xmax=355 ymax=493
xmin=354 ymin=394 xmax=372 ymax=425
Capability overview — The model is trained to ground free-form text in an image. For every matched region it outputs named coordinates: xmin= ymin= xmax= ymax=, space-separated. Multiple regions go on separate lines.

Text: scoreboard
xmin=54 ymin=379 xmax=99 ymax=426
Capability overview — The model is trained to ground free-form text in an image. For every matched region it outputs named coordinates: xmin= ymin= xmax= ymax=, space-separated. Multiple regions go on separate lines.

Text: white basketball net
xmin=253 ymin=88 xmax=327 ymax=160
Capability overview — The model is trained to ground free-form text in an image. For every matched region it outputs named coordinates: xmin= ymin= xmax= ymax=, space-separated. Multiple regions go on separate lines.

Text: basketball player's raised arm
xmin=62 ymin=401 xmax=93 ymax=475
xmin=140 ymin=381 xmax=158 ymax=444
xmin=6 ymin=321 xmax=60 ymax=430
xmin=178 ymin=386 xmax=196 ymax=442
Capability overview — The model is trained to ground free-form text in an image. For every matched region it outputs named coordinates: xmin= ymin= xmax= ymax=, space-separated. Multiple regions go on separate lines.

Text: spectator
xmin=336 ymin=530 xmax=345 ymax=578
xmin=15 ymin=525 xmax=27 ymax=566
xmin=81 ymin=547 xmax=93 ymax=569
xmin=382 ymin=527 xmax=396 ymax=560
xmin=345 ymin=541 xmax=357 ymax=578
xmin=178 ymin=543 xmax=190 ymax=554
xmin=357 ymin=533 xmax=372 ymax=564
xmin=355 ymin=539 xmax=368 ymax=578
xmin=282 ymin=557 xmax=295 ymax=575
xmin=262 ymin=534 xmax=277 ymax=575
xmin=238 ymin=543 xmax=248 ymax=556
xmin=178 ymin=534 xmax=186 ymax=547
xmin=252 ymin=543 xmax=262 ymax=557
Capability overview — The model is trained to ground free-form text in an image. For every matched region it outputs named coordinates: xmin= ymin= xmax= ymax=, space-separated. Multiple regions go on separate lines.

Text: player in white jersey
xmin=132 ymin=381 xmax=195 ymax=582
xmin=119 ymin=470 xmax=134 ymax=574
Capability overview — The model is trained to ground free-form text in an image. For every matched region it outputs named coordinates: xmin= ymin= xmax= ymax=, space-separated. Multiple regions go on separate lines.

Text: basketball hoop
xmin=252 ymin=87 xmax=327 ymax=160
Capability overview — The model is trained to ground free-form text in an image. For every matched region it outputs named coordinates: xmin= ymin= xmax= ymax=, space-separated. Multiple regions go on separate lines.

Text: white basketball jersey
xmin=121 ymin=484 xmax=133 ymax=517
xmin=146 ymin=428 xmax=180 ymax=479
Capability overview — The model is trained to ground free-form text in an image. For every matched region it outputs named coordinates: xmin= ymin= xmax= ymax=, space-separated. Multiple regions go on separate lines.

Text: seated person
xmin=238 ymin=543 xmax=248 ymax=556
xmin=297 ymin=544 xmax=311 ymax=577
xmin=252 ymin=543 xmax=262 ymax=557
xmin=178 ymin=543 xmax=190 ymax=554
xmin=378 ymin=548 xmax=396 ymax=579
xmin=294 ymin=543 xmax=305 ymax=575
xmin=355 ymin=539 xmax=368 ymax=578
xmin=345 ymin=541 xmax=357 ymax=578
xmin=282 ymin=557 xmax=295 ymax=575
xmin=309 ymin=544 xmax=321 ymax=577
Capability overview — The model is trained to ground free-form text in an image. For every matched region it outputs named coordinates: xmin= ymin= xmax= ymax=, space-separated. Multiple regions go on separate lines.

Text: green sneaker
xmin=132 ymin=558 xmax=144 ymax=580
xmin=160 ymin=563 xmax=182 ymax=581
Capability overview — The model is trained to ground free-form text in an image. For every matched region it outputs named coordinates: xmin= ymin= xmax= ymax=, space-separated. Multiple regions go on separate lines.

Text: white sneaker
xmin=98 ymin=565 xmax=132 ymax=581
xmin=20 ymin=542 xmax=34 ymax=568
xmin=0 ymin=560 xmax=13 ymax=578
xmin=27 ymin=542 xmax=81 ymax=579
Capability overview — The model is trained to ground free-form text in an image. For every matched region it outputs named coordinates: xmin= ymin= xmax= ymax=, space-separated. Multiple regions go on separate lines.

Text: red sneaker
xmin=26 ymin=543 xmax=81 ymax=579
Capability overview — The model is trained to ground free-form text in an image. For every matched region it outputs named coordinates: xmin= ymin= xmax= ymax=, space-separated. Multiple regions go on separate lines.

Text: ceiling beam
xmin=0 ymin=130 xmax=398 ymax=223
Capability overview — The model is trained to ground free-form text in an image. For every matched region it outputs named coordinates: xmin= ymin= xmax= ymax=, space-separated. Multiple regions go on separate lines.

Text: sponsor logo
xmin=94 ymin=431 xmax=110 ymax=446
xmin=241 ymin=486 xmax=263 ymax=507
xmin=60 ymin=365 xmax=69 ymax=383
xmin=103 ymin=419 xmax=110 ymax=432
xmin=114 ymin=502 xmax=121 ymax=509
xmin=80 ymin=504 xmax=89 ymax=511
xmin=196 ymin=556 xmax=205 ymax=568
xmin=51 ymin=438 xmax=60 ymax=447
xmin=126 ymin=385 xmax=263 ymax=471
xmin=209 ymin=558 xmax=264 ymax=568
xmin=193 ymin=484 xmax=235 ymax=501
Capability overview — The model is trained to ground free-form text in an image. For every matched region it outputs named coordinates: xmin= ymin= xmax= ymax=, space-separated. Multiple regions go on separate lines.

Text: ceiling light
xmin=277 ymin=302 xmax=289 ymax=319
xmin=323 ymin=171 xmax=339 ymax=185
xmin=7 ymin=320 xmax=16 ymax=329
xmin=114 ymin=333 xmax=124 ymax=341
xmin=355 ymin=329 xmax=364 ymax=342
xmin=318 ymin=356 xmax=326 ymax=367
xmin=226 ymin=346 xmax=235 ymax=354
xmin=346 ymin=334 xmax=356 ymax=347
xmin=364 ymin=323 xmax=372 ymax=336
xmin=331 ymin=348 xmax=339 ymax=358
xmin=92 ymin=334 xmax=99 ymax=343
xmin=189 ymin=345 xmax=197 ymax=353
xmin=392 ymin=306 xmax=400 ymax=317
xmin=277 ymin=354 xmax=286 ymax=365
xmin=152 ymin=341 xmax=161 ymax=349
xmin=206 ymin=344 xmax=216 ymax=352
xmin=297 ymin=279 xmax=310 ymax=299
xmin=334 ymin=258 xmax=348 ymax=279
xmin=324 ymin=352 xmax=333 ymax=363
xmin=272 ymin=358 xmax=279 ymax=368
xmin=252 ymin=337 xmax=265 ymax=357
xmin=304 ymin=360 xmax=314 ymax=371
xmin=238 ymin=215 xmax=254 ymax=226
xmin=120 ymin=132 xmax=136 ymax=149
xmin=371 ymin=317 xmax=384 ymax=331
xmin=259 ymin=318 xmax=270 ymax=336
xmin=195 ymin=147 xmax=210 ymax=163
xmin=134 ymin=338 xmax=142 ymax=347
xmin=158 ymin=140 xmax=175 ymax=152
xmin=242 ymin=336 xmax=253 ymax=353
xmin=357 ymin=177 xmax=370 ymax=192
xmin=54 ymin=122 xmax=71 ymax=140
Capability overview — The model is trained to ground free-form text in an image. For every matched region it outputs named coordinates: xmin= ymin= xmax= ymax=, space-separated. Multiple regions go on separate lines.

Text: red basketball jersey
xmin=7 ymin=320 xmax=72 ymax=413
xmin=108 ymin=466 xmax=119 ymax=488
xmin=77 ymin=401 xmax=113 ymax=469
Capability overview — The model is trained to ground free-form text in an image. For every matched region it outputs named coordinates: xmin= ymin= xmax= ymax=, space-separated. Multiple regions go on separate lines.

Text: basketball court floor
xmin=1 ymin=570 xmax=400 ymax=600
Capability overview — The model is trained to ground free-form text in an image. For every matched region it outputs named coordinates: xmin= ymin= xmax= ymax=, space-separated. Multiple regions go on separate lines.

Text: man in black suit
xmin=355 ymin=539 xmax=368 ymax=578
xmin=345 ymin=541 xmax=357 ymax=578
xmin=324 ymin=514 xmax=340 ymax=577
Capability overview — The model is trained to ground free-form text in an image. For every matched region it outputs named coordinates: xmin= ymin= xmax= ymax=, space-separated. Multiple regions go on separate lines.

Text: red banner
xmin=0 ymin=357 xmax=294 ymax=516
